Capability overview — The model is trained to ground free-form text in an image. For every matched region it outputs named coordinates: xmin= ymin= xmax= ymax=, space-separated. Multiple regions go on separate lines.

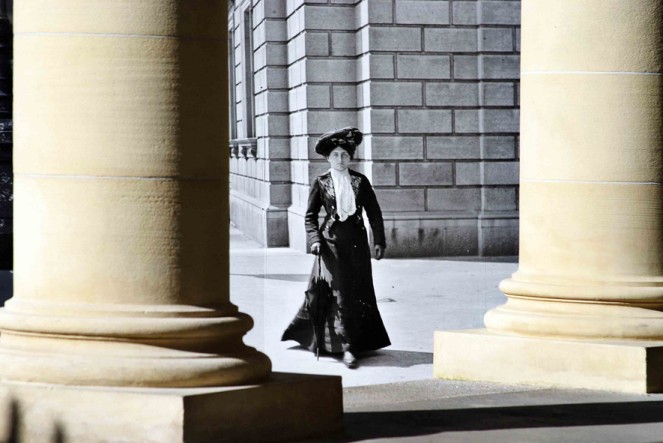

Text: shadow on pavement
xmin=283 ymin=347 xmax=431 ymax=369
xmin=359 ymin=350 xmax=432 ymax=368
xmin=421 ymin=256 xmax=518 ymax=263
xmin=339 ymin=400 xmax=663 ymax=441
xmin=231 ymin=273 xmax=310 ymax=282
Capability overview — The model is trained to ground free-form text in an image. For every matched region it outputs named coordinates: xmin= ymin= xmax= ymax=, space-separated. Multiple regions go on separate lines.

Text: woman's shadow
xmin=357 ymin=350 xmax=432 ymax=368
xmin=285 ymin=346 xmax=432 ymax=368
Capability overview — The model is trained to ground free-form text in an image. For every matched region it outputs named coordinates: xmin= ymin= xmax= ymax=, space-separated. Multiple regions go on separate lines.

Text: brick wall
xmin=229 ymin=0 xmax=520 ymax=257
xmin=357 ymin=0 xmax=521 ymax=256
xmin=286 ymin=0 xmax=363 ymax=251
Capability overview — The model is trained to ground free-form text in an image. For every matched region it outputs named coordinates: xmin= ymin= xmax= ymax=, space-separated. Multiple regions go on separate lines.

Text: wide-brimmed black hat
xmin=314 ymin=127 xmax=363 ymax=157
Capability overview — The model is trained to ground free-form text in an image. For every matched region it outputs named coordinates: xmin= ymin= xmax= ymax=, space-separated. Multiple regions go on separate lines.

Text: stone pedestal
xmin=0 ymin=373 xmax=342 ymax=443
xmin=435 ymin=330 xmax=663 ymax=393
xmin=434 ymin=0 xmax=663 ymax=393
xmin=3 ymin=0 xmax=342 ymax=439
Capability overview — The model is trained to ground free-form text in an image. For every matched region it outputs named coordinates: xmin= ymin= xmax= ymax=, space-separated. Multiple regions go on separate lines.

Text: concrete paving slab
xmin=337 ymin=379 xmax=663 ymax=443
xmin=343 ymin=379 xmax=543 ymax=412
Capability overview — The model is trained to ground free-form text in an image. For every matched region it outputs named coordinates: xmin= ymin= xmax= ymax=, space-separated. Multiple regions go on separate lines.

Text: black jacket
xmin=305 ymin=169 xmax=386 ymax=248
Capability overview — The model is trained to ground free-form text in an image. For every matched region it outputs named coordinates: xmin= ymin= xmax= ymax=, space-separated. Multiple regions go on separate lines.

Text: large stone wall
xmin=229 ymin=0 xmax=291 ymax=247
xmin=286 ymin=1 xmax=363 ymax=252
xmin=360 ymin=0 xmax=521 ymax=256
xmin=229 ymin=0 xmax=520 ymax=257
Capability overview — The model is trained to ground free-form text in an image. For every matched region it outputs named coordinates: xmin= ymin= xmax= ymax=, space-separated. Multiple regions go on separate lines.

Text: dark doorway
xmin=0 ymin=0 xmax=12 ymax=270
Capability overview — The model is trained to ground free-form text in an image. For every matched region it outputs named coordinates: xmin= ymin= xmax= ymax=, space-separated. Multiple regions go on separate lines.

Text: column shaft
xmin=435 ymin=0 xmax=663 ymax=393
xmin=1 ymin=0 xmax=271 ymax=387
xmin=486 ymin=0 xmax=663 ymax=339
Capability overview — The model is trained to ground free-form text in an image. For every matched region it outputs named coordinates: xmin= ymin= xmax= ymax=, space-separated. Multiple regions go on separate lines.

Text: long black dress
xmin=281 ymin=169 xmax=391 ymax=354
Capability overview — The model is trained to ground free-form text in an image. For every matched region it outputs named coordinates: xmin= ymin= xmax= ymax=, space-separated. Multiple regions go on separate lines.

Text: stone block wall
xmin=286 ymin=0 xmax=363 ymax=251
xmin=230 ymin=0 xmax=520 ymax=257
xmin=358 ymin=0 xmax=520 ymax=256
xmin=230 ymin=0 xmax=291 ymax=246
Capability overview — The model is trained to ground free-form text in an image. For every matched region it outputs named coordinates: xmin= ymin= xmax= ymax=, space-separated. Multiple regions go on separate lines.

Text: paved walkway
xmin=230 ymin=226 xmax=516 ymax=386
xmin=230 ymin=227 xmax=663 ymax=443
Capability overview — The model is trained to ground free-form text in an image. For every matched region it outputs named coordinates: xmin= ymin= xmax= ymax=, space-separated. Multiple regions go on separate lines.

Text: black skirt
xmin=281 ymin=214 xmax=391 ymax=354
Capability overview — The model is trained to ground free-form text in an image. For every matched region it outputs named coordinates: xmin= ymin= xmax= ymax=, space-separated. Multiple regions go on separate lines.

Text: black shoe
xmin=343 ymin=351 xmax=358 ymax=369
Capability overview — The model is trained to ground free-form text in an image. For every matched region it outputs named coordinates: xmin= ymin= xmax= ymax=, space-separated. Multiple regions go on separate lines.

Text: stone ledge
xmin=434 ymin=329 xmax=663 ymax=394
xmin=0 ymin=372 xmax=342 ymax=443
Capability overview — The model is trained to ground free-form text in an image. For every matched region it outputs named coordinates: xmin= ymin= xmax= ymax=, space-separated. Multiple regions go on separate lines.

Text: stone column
xmin=434 ymin=0 xmax=663 ymax=393
xmin=0 ymin=1 xmax=341 ymax=441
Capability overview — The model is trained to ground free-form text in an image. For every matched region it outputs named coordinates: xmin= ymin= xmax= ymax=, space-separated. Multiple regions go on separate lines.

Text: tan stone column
xmin=434 ymin=0 xmax=663 ymax=393
xmin=6 ymin=0 xmax=270 ymax=388
xmin=0 ymin=1 xmax=341 ymax=440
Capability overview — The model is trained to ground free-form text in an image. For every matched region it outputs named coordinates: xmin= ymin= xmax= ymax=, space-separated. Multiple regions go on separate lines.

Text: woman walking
xmin=281 ymin=127 xmax=391 ymax=368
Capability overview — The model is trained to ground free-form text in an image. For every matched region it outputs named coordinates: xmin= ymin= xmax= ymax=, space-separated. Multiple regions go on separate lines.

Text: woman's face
xmin=327 ymin=147 xmax=351 ymax=171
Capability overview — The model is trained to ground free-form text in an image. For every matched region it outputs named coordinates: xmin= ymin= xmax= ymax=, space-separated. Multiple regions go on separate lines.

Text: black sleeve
xmin=362 ymin=177 xmax=386 ymax=248
xmin=305 ymin=178 xmax=323 ymax=247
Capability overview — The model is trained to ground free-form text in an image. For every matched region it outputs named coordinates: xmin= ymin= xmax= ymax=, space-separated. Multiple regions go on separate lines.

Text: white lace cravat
xmin=330 ymin=168 xmax=356 ymax=221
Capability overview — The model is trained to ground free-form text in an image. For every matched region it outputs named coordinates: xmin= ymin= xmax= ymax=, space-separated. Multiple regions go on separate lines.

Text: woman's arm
xmin=362 ymin=177 xmax=386 ymax=249
xmin=305 ymin=178 xmax=324 ymax=249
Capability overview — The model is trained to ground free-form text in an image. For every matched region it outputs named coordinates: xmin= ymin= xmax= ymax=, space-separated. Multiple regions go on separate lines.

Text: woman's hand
xmin=311 ymin=242 xmax=321 ymax=255
xmin=375 ymin=245 xmax=385 ymax=260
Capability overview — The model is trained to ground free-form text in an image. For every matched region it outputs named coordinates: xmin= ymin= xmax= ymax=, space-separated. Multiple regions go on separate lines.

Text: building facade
xmin=229 ymin=0 xmax=520 ymax=257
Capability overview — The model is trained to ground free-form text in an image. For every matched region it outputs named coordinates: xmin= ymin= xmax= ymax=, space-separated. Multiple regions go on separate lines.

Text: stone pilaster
xmin=230 ymin=0 xmax=292 ymax=247
xmin=434 ymin=0 xmax=663 ymax=393
xmin=1 ymin=1 xmax=341 ymax=440
xmin=287 ymin=0 xmax=359 ymax=252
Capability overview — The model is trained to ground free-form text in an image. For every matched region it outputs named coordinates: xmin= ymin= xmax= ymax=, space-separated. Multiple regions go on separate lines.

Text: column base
xmin=434 ymin=329 xmax=663 ymax=393
xmin=0 ymin=372 xmax=342 ymax=443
